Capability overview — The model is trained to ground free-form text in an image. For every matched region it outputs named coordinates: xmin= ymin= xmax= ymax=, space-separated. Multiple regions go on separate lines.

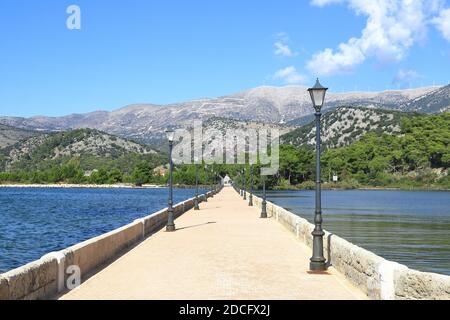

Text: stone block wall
xmin=0 ymin=256 xmax=58 ymax=300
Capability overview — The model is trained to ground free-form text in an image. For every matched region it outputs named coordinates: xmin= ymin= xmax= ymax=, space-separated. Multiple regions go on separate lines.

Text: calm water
xmin=2 ymin=188 xmax=449 ymax=276
xmin=0 ymin=187 xmax=205 ymax=273
xmin=261 ymin=190 xmax=450 ymax=276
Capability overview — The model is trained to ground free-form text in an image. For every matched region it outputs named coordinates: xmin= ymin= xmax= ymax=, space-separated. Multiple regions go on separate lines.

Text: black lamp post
xmin=194 ymin=158 xmax=200 ymax=210
xmin=261 ymin=175 xmax=267 ymax=218
xmin=204 ymin=164 xmax=208 ymax=202
xmin=214 ymin=172 xmax=217 ymax=192
xmin=165 ymin=129 xmax=176 ymax=232
xmin=243 ymin=167 xmax=247 ymax=200
xmin=248 ymin=163 xmax=253 ymax=206
xmin=240 ymin=170 xmax=244 ymax=196
xmin=238 ymin=172 xmax=242 ymax=196
xmin=210 ymin=167 xmax=214 ymax=197
xmin=308 ymin=78 xmax=328 ymax=271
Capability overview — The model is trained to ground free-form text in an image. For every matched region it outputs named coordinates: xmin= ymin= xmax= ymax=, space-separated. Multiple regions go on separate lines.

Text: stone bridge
xmin=1 ymin=186 xmax=449 ymax=300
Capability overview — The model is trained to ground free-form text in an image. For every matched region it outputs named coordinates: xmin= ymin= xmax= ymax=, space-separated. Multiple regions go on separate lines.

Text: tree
xmin=90 ymin=168 xmax=109 ymax=184
xmin=132 ymin=161 xmax=153 ymax=186
xmin=61 ymin=159 xmax=84 ymax=183
xmin=108 ymin=168 xmax=123 ymax=184
xmin=279 ymin=145 xmax=301 ymax=184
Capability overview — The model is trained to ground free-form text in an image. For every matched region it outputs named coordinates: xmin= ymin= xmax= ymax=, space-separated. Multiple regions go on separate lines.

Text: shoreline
xmin=1 ymin=182 xmax=449 ymax=192
xmin=273 ymin=185 xmax=450 ymax=192
xmin=0 ymin=183 xmax=162 ymax=189
xmin=0 ymin=183 xmax=213 ymax=189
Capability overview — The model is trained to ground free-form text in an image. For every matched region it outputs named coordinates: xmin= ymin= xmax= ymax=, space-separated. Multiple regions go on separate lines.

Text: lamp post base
xmin=248 ymin=194 xmax=253 ymax=206
xmin=166 ymin=224 xmax=176 ymax=232
xmin=310 ymin=229 xmax=327 ymax=271
xmin=261 ymin=202 xmax=267 ymax=218
xmin=194 ymin=198 xmax=200 ymax=210
xmin=309 ymin=260 xmax=327 ymax=271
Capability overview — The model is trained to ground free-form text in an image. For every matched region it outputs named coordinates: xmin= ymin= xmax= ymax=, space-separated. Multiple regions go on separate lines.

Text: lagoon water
xmin=1 ymin=188 xmax=449 ymax=276
xmin=262 ymin=190 xmax=450 ymax=276
xmin=0 ymin=187 xmax=204 ymax=273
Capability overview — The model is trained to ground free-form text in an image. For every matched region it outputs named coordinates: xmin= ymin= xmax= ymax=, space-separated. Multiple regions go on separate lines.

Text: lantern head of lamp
xmin=165 ymin=129 xmax=175 ymax=143
xmin=308 ymin=78 xmax=328 ymax=113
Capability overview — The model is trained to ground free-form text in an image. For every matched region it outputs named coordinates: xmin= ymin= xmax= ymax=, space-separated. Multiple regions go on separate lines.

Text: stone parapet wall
xmin=0 ymin=256 xmax=58 ymax=300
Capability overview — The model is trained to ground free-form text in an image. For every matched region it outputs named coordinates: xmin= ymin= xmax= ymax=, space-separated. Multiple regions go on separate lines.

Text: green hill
xmin=0 ymin=128 xmax=167 ymax=184
xmin=276 ymin=112 xmax=450 ymax=189
xmin=282 ymin=107 xmax=409 ymax=149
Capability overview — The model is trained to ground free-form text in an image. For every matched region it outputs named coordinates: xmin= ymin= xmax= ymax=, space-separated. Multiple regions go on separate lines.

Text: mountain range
xmin=399 ymin=84 xmax=450 ymax=113
xmin=0 ymin=85 xmax=446 ymax=145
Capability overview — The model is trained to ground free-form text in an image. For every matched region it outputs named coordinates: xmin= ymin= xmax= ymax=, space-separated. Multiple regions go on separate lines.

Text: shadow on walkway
xmin=176 ymin=221 xmax=217 ymax=231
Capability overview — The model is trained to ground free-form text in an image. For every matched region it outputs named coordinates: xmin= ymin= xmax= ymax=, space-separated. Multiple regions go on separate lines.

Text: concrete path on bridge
xmin=60 ymin=187 xmax=367 ymax=300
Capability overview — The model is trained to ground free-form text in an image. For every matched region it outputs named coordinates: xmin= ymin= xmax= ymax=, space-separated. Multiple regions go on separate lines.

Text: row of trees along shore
xmin=0 ymin=113 xmax=448 ymax=189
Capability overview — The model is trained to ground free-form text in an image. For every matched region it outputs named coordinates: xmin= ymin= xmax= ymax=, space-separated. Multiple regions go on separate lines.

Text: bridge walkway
xmin=60 ymin=187 xmax=366 ymax=300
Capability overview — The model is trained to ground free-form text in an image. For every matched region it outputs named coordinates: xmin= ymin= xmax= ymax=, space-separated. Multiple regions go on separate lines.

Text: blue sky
xmin=0 ymin=0 xmax=449 ymax=117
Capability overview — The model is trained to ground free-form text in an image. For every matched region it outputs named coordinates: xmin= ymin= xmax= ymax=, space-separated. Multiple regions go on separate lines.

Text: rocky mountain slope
xmin=0 ymin=86 xmax=440 ymax=144
xmin=399 ymin=85 xmax=450 ymax=113
xmin=0 ymin=124 xmax=42 ymax=149
xmin=201 ymin=117 xmax=293 ymax=135
xmin=0 ymin=128 xmax=159 ymax=172
xmin=282 ymin=107 xmax=408 ymax=149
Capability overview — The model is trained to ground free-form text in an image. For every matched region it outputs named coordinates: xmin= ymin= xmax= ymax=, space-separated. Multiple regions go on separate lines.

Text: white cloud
xmin=275 ymin=42 xmax=295 ymax=57
xmin=274 ymin=32 xmax=297 ymax=57
xmin=273 ymin=66 xmax=307 ymax=84
xmin=392 ymin=69 xmax=421 ymax=88
xmin=307 ymin=0 xmax=447 ymax=76
xmin=433 ymin=8 xmax=450 ymax=41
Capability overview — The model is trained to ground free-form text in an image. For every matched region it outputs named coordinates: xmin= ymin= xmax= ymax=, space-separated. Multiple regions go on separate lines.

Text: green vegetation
xmin=0 ymin=128 xmax=168 ymax=185
xmin=325 ymin=113 xmax=449 ymax=188
xmin=235 ymin=112 xmax=449 ymax=190
xmin=0 ymin=113 xmax=448 ymax=190
xmin=0 ymin=158 xmax=166 ymax=185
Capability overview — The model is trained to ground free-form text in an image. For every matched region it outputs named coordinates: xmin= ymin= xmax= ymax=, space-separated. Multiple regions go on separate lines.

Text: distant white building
xmin=222 ymin=175 xmax=233 ymax=187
